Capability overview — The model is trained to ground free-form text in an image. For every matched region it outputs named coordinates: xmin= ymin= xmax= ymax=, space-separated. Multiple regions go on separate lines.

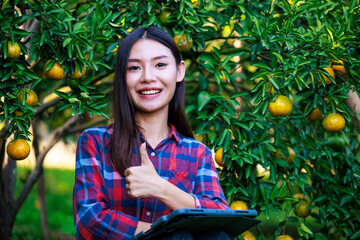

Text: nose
xmin=141 ymin=65 xmax=156 ymax=83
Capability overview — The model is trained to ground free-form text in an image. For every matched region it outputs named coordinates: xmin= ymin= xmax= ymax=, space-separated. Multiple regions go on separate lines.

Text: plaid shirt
xmin=73 ymin=125 xmax=229 ymax=240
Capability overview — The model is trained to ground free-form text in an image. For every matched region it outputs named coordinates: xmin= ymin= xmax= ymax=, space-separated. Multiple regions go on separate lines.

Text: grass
xmin=12 ymin=167 xmax=75 ymax=240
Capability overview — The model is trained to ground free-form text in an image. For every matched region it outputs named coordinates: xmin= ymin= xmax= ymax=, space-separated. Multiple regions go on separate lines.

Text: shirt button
xmin=146 ymin=211 xmax=151 ymax=216
xmin=150 ymin=152 xmax=156 ymax=156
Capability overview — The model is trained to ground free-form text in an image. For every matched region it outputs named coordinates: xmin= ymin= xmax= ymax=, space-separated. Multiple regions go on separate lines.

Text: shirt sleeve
xmin=73 ymin=131 xmax=138 ymax=240
xmin=191 ymin=147 xmax=230 ymax=209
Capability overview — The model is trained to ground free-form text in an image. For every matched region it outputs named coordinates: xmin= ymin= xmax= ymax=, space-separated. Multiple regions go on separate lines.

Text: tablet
xmin=131 ymin=208 xmax=261 ymax=240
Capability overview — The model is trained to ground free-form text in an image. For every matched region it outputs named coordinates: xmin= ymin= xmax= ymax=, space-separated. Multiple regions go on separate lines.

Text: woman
xmin=73 ymin=26 xmax=229 ymax=239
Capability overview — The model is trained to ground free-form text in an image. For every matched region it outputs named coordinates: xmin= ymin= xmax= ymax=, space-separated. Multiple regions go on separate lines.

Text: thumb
xmin=140 ymin=143 xmax=152 ymax=166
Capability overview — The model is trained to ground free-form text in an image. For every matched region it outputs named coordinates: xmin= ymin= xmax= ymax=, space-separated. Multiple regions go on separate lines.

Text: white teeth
xmin=140 ymin=90 xmax=161 ymax=95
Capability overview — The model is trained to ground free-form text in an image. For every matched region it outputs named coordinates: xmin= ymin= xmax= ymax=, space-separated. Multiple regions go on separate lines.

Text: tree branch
xmin=15 ymin=114 xmax=80 ymax=210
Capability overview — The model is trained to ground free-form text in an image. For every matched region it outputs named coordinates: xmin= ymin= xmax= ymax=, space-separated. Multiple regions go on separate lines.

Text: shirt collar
xmin=137 ymin=124 xmax=180 ymax=144
xmin=169 ymin=124 xmax=181 ymax=143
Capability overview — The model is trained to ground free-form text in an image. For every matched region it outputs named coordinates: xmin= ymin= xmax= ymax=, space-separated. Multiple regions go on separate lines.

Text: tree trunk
xmin=0 ymin=154 xmax=18 ymax=240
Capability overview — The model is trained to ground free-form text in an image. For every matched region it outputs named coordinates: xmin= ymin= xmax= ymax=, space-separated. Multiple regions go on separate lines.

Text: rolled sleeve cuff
xmin=189 ymin=194 xmax=230 ymax=209
xmin=190 ymin=193 xmax=201 ymax=208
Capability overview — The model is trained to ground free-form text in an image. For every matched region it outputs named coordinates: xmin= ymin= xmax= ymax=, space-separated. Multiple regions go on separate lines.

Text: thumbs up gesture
xmin=124 ymin=143 xmax=164 ymax=198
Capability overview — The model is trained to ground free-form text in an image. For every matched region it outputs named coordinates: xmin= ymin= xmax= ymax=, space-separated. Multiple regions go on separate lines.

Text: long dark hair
xmin=110 ymin=26 xmax=194 ymax=177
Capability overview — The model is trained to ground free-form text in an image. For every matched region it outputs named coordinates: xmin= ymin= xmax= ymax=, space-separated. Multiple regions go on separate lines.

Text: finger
xmin=140 ymin=142 xmax=152 ymax=166
xmin=124 ymin=167 xmax=132 ymax=177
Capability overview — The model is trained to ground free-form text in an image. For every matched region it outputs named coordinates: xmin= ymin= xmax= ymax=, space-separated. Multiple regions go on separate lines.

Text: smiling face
xmin=126 ymin=39 xmax=185 ymax=116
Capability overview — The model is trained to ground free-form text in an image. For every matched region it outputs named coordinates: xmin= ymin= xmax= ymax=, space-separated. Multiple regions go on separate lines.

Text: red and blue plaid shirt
xmin=73 ymin=125 xmax=229 ymax=239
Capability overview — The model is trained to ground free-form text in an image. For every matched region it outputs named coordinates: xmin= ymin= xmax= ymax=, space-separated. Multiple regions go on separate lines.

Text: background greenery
xmin=1 ymin=0 xmax=360 ymax=239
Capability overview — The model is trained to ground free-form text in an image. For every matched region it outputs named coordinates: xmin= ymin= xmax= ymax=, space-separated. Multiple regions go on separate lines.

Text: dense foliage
xmin=1 ymin=0 xmax=359 ymax=239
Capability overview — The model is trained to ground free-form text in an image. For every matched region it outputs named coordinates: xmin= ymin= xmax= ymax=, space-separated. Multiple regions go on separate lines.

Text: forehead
xmin=129 ymin=39 xmax=173 ymax=59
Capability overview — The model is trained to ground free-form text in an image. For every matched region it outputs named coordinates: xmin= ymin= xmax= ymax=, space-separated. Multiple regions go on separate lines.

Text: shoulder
xmin=78 ymin=125 xmax=112 ymax=143
xmin=81 ymin=125 xmax=111 ymax=136
xmin=178 ymin=135 xmax=212 ymax=155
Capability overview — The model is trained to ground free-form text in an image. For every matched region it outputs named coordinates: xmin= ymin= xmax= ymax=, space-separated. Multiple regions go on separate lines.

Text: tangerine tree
xmin=1 ymin=0 xmax=360 ymax=239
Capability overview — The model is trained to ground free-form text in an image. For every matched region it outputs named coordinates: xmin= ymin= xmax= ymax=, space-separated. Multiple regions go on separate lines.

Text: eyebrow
xmin=127 ymin=55 xmax=170 ymax=62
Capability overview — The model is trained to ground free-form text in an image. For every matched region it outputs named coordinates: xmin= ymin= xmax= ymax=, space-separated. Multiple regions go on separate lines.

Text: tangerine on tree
xmin=268 ymin=95 xmax=293 ymax=117
xmin=241 ymin=231 xmax=256 ymax=240
xmin=321 ymin=67 xmax=335 ymax=84
xmin=173 ymin=33 xmax=193 ymax=52
xmin=254 ymin=164 xmax=270 ymax=182
xmin=327 ymin=135 xmax=348 ymax=152
xmin=293 ymin=193 xmax=309 ymax=202
xmin=6 ymin=139 xmax=31 ymax=160
xmin=7 ymin=41 xmax=21 ymax=60
xmin=159 ymin=9 xmax=174 ymax=26
xmin=44 ymin=60 xmax=66 ymax=80
xmin=230 ymin=200 xmax=248 ymax=210
xmin=70 ymin=65 xmax=86 ymax=79
xmin=274 ymin=147 xmax=296 ymax=164
xmin=275 ymin=235 xmax=294 ymax=240
xmin=214 ymin=147 xmax=228 ymax=167
xmin=331 ymin=59 xmax=347 ymax=78
xmin=17 ymin=89 xmax=38 ymax=107
xmin=307 ymin=106 xmax=324 ymax=121
xmin=294 ymin=200 xmax=311 ymax=218
xmin=322 ymin=113 xmax=345 ymax=132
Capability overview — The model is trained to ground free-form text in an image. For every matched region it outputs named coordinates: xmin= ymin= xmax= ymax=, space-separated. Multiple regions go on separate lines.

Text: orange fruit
xmin=214 ymin=148 xmax=228 ymax=167
xmin=293 ymin=193 xmax=309 ymax=202
xmin=307 ymin=106 xmax=324 ymax=121
xmin=322 ymin=113 xmax=345 ymax=132
xmin=230 ymin=200 xmax=248 ymax=210
xmin=7 ymin=41 xmax=21 ymax=60
xmin=159 ymin=9 xmax=174 ymax=26
xmin=17 ymin=89 xmax=38 ymax=107
xmin=328 ymin=135 xmax=348 ymax=152
xmin=331 ymin=59 xmax=347 ymax=78
xmin=254 ymin=164 xmax=270 ymax=182
xmin=274 ymin=147 xmax=296 ymax=164
xmin=44 ymin=60 xmax=66 ymax=80
xmin=321 ymin=67 xmax=335 ymax=84
xmin=241 ymin=231 xmax=256 ymax=240
xmin=294 ymin=200 xmax=311 ymax=218
xmin=275 ymin=235 xmax=294 ymax=240
xmin=70 ymin=65 xmax=86 ymax=79
xmin=173 ymin=33 xmax=193 ymax=52
xmin=268 ymin=95 xmax=293 ymax=117
xmin=7 ymin=139 xmax=31 ymax=160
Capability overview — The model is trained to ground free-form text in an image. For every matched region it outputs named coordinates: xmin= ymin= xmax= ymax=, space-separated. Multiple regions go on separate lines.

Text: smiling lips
xmin=139 ymin=89 xmax=162 ymax=95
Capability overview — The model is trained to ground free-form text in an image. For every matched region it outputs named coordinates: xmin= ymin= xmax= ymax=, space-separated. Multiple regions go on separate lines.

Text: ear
xmin=176 ymin=60 xmax=186 ymax=83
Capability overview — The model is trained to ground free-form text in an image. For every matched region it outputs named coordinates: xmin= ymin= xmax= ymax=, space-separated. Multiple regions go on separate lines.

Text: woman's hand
xmin=124 ymin=143 xmax=165 ymax=198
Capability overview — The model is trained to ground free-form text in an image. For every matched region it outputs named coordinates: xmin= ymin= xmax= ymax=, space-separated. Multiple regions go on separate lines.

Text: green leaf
xmin=53 ymin=90 xmax=69 ymax=100
xmin=198 ymin=91 xmax=211 ymax=110
xmin=63 ymin=37 xmax=72 ymax=47
xmin=301 ymin=223 xmax=313 ymax=235
xmin=272 ymin=52 xmax=284 ymax=64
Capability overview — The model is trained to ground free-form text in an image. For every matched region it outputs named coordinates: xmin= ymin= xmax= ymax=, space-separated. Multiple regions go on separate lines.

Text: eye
xmin=127 ymin=66 xmax=140 ymax=71
xmin=156 ymin=63 xmax=167 ymax=68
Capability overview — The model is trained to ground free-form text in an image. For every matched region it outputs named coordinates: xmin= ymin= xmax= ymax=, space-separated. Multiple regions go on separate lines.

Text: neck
xmin=135 ymin=110 xmax=170 ymax=148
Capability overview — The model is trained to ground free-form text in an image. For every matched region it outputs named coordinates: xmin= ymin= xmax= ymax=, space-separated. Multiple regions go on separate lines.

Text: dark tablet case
xmin=131 ymin=208 xmax=261 ymax=240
